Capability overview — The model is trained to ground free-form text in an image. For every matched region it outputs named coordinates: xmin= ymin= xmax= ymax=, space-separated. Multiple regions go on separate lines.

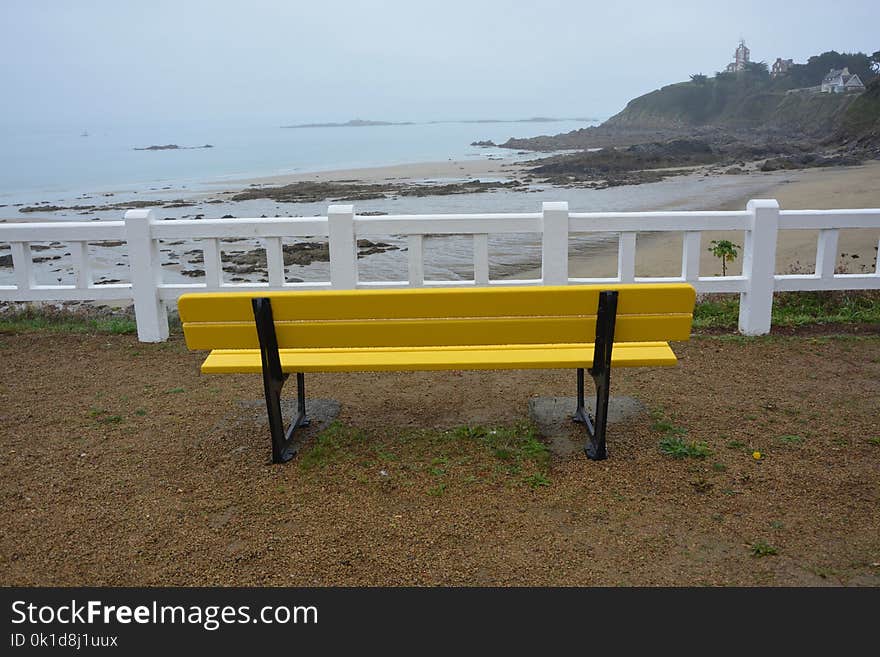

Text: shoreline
xmin=637 ymin=161 xmax=880 ymax=278
xmin=2 ymin=157 xmax=877 ymax=298
xmin=211 ymin=156 xmax=531 ymax=189
xmin=512 ymin=160 xmax=880 ymax=281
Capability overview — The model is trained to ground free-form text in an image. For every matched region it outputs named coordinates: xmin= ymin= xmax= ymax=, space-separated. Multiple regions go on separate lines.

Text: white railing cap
xmin=746 ymin=199 xmax=780 ymax=210
xmin=123 ymin=209 xmax=153 ymax=219
xmin=542 ymin=201 xmax=569 ymax=212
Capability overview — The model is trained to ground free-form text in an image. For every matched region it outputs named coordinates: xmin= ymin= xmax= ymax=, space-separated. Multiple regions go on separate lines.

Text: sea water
xmin=0 ymin=116 xmax=786 ymax=289
xmin=0 ymin=117 xmax=596 ymax=200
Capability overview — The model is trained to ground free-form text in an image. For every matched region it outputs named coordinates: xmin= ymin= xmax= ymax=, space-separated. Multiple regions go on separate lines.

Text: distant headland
xmin=133 ymin=144 xmax=214 ymax=151
xmin=281 ymin=117 xmax=596 ymax=129
xmin=431 ymin=117 xmax=596 ymax=124
xmin=281 ymin=119 xmax=414 ymax=129
xmin=481 ymin=44 xmax=879 ymax=189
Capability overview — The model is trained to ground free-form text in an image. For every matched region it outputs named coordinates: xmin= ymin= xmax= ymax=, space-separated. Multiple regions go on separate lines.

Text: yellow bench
xmin=178 ymin=284 xmax=695 ymax=463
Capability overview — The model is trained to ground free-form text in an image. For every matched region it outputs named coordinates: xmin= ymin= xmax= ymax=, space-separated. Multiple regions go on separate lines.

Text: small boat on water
xmin=81 ymin=130 xmax=89 ymax=137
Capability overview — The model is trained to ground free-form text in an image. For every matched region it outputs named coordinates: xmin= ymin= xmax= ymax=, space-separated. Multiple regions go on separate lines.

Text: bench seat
xmin=178 ymin=284 xmax=695 ymax=463
xmin=200 ymin=341 xmax=679 ymax=374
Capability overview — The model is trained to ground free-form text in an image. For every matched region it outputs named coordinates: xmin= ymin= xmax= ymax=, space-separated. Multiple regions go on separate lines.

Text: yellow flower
xmin=752 ymin=451 xmax=762 ymax=460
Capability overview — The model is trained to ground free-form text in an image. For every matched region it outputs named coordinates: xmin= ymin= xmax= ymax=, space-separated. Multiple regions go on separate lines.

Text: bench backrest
xmin=178 ymin=284 xmax=695 ymax=351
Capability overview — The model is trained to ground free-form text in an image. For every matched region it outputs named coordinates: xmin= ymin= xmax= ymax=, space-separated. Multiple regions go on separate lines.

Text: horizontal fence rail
xmin=1 ymin=200 xmax=878 ymax=341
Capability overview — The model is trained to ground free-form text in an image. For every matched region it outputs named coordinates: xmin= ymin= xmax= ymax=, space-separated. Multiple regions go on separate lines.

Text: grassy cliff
xmin=603 ymin=75 xmax=858 ymax=135
xmin=835 ymin=78 xmax=880 ymax=147
xmin=500 ymin=53 xmax=879 ymax=153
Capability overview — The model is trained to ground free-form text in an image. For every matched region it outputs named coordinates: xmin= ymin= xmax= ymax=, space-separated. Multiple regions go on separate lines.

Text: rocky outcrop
xmin=759 ymin=153 xmax=865 ymax=171
xmin=133 ymin=144 xmax=213 ymax=151
xmin=499 ymin=124 xmax=704 ymax=151
xmin=209 ymin=240 xmax=401 ymax=277
xmin=526 ymin=138 xmax=721 ymax=187
xmin=18 ymin=199 xmax=195 ymax=213
xmin=231 ymin=179 xmax=523 ymax=204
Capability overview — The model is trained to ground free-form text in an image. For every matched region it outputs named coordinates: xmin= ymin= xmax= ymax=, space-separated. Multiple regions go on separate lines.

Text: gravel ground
xmin=0 ymin=330 xmax=878 ymax=586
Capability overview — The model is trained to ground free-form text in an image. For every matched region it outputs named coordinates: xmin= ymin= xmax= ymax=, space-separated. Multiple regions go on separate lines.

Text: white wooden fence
xmin=1 ymin=199 xmax=878 ymax=341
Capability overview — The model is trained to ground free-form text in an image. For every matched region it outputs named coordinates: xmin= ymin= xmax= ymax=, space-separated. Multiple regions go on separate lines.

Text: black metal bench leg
xmin=296 ymin=372 xmax=310 ymax=428
xmin=573 ymin=368 xmax=596 ymax=435
xmin=572 ymin=290 xmax=618 ymax=461
xmin=253 ymin=297 xmax=312 ymax=464
xmin=572 ymin=367 xmax=609 ymax=460
xmin=263 ymin=373 xmax=297 ymax=464
xmin=585 ymin=368 xmax=610 ymax=461
xmin=277 ymin=372 xmax=311 ymax=460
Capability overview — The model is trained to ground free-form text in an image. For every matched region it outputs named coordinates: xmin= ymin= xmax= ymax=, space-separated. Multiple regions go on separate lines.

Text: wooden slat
xmin=10 ymin=242 xmax=35 ymax=290
xmin=182 ymin=313 xmax=693 ymax=350
xmin=815 ymin=229 xmax=839 ymax=279
xmin=265 ymin=237 xmax=285 ymax=286
xmin=202 ymin=238 xmax=222 ymax=288
xmin=72 ymin=242 xmax=92 ymax=289
xmin=178 ymin=284 xmax=695 ymax=323
xmin=618 ymin=232 xmax=636 ymax=283
xmin=473 ymin=234 xmax=489 ymax=285
xmin=407 ymin=235 xmax=424 ymax=286
xmin=682 ymin=231 xmax=701 ymax=282
xmin=200 ymin=341 xmax=679 ymax=374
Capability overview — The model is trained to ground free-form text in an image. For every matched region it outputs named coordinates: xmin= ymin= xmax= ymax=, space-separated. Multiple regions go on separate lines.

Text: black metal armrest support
xmin=252 ymin=298 xmax=309 ymax=464
xmin=573 ymin=290 xmax=619 ymax=460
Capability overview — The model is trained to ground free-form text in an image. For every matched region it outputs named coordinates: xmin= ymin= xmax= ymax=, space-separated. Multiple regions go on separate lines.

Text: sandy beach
xmin=222 ymin=155 xmax=879 ymax=282
xmin=516 ymin=160 xmax=880 ymax=280
xmin=219 ymin=156 xmax=527 ymax=187
xmin=229 ymin=155 xmax=880 ymax=280
xmin=2 ymin=156 xmax=877 ymax=291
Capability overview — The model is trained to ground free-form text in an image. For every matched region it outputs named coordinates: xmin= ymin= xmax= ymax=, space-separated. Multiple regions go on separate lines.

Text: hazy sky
xmin=1 ymin=0 xmax=877 ymax=126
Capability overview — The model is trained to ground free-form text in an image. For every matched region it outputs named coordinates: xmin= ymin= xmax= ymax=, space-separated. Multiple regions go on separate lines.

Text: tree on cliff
xmin=743 ymin=61 xmax=770 ymax=80
xmin=785 ymin=51 xmax=875 ymax=87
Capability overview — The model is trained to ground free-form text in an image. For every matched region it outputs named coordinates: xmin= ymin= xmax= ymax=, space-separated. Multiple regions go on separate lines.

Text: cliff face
xmin=771 ymin=93 xmax=858 ymax=135
xmin=835 ymin=78 xmax=880 ymax=149
xmin=603 ymin=78 xmax=859 ymax=136
xmin=499 ymin=67 xmax=879 ymax=153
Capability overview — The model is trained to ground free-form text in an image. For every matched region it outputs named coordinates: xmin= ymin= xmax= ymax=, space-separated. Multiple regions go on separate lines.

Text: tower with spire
xmin=725 ymin=39 xmax=751 ymax=73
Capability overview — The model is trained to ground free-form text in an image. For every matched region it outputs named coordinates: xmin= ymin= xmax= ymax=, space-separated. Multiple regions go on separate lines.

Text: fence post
xmin=541 ymin=201 xmax=569 ymax=285
xmin=328 ymin=205 xmax=357 ymax=289
xmin=124 ymin=209 xmax=169 ymax=342
xmin=618 ymin=232 xmax=637 ymax=283
xmin=738 ymin=199 xmax=779 ymax=336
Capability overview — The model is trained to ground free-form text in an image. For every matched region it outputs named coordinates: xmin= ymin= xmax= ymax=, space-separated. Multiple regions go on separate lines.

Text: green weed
xmin=650 ymin=412 xmax=687 ymax=435
xmin=750 ymin=540 xmax=779 ymax=557
xmin=524 ymin=473 xmax=551 ymax=489
xmin=427 ymin=483 xmax=447 ymax=497
xmin=659 ymin=436 xmax=712 ymax=459
xmin=0 ymin=307 xmax=137 ymax=334
xmin=299 ymin=421 xmax=357 ymax=470
xmin=693 ymin=290 xmax=880 ymax=330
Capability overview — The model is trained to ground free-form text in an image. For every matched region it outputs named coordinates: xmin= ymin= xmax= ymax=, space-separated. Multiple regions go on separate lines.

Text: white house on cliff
xmin=821 ymin=68 xmax=865 ymax=93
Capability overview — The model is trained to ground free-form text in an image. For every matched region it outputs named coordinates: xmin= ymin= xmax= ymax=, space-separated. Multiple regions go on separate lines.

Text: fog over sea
xmin=0 ymin=118 xmax=596 ymax=200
